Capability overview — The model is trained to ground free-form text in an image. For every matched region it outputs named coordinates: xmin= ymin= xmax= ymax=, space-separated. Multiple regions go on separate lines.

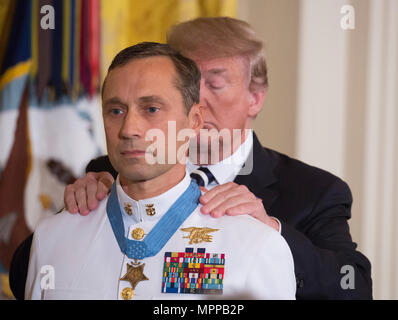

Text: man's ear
xmin=188 ymin=103 xmax=204 ymax=135
xmin=247 ymin=89 xmax=266 ymax=118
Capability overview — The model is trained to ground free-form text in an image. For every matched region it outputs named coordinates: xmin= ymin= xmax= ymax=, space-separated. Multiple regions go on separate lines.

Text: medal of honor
xmin=107 ymin=179 xmax=201 ymax=299
xmin=120 ymin=260 xmax=149 ymax=299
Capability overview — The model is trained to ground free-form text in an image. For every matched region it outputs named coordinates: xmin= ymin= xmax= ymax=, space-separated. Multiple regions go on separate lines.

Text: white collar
xmin=116 ymin=170 xmax=191 ymax=225
xmin=187 ymin=129 xmax=253 ymax=184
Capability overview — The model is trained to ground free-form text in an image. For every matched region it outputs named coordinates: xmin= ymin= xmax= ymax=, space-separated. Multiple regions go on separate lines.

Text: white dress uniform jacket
xmin=25 ymin=171 xmax=296 ymax=300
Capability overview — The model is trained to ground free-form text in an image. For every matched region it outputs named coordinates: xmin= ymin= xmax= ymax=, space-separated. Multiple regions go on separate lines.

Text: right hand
xmin=64 ymin=171 xmax=114 ymax=215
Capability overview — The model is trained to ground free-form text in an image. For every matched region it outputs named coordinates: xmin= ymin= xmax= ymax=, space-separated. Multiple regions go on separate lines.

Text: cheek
xmin=104 ymin=117 xmax=122 ymax=134
xmin=164 ymin=117 xmax=190 ymax=149
xmin=213 ymin=87 xmax=247 ymax=112
xmin=214 ymin=95 xmax=248 ymax=121
xmin=104 ymin=123 xmax=121 ymax=149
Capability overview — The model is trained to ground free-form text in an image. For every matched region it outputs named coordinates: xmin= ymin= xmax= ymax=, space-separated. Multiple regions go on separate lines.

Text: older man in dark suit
xmin=10 ymin=17 xmax=372 ymax=300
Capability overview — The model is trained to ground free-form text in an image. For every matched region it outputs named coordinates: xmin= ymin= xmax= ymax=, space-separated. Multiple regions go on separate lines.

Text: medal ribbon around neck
xmin=107 ymin=179 xmax=201 ymax=259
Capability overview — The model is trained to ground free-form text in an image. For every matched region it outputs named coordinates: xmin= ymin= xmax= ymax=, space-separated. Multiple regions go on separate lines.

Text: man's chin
xmin=117 ymin=164 xmax=173 ymax=184
xmin=119 ymin=170 xmax=155 ymax=183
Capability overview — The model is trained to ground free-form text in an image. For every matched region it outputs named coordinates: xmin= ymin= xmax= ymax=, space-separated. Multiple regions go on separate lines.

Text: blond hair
xmin=167 ymin=17 xmax=268 ymax=92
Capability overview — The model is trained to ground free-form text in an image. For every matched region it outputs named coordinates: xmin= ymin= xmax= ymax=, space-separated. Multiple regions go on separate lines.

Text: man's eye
xmin=148 ymin=106 xmax=159 ymax=113
xmin=207 ymin=82 xmax=224 ymax=90
xmin=111 ymin=108 xmax=123 ymax=115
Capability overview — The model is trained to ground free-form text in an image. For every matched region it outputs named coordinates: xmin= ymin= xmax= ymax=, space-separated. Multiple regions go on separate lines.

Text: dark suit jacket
xmin=10 ymin=133 xmax=372 ymax=299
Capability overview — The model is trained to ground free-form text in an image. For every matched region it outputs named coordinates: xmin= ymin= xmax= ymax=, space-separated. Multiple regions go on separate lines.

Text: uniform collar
xmin=187 ymin=130 xmax=253 ymax=185
xmin=116 ymin=170 xmax=191 ymax=225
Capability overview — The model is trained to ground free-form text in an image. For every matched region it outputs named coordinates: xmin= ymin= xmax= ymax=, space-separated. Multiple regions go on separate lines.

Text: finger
xmin=209 ymin=195 xmax=258 ymax=218
xmin=199 ymin=182 xmax=237 ymax=204
xmin=86 ymin=180 xmax=100 ymax=211
xmin=96 ymin=173 xmax=114 ymax=200
xmin=199 ymin=186 xmax=208 ymax=193
xmin=224 ymin=201 xmax=261 ymax=216
xmin=96 ymin=184 xmax=108 ymax=201
xmin=64 ymin=185 xmax=78 ymax=214
xmin=201 ymin=186 xmax=255 ymax=214
xmin=201 ymin=188 xmax=241 ymax=214
xmin=75 ymin=187 xmax=89 ymax=216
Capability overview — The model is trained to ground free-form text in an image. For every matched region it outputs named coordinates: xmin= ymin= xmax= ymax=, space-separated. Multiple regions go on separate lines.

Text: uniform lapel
xmin=234 ymin=133 xmax=279 ymax=212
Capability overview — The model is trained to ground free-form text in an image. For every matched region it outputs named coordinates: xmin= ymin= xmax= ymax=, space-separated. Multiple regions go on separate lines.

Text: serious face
xmin=102 ymin=56 xmax=200 ymax=183
xmin=189 ymin=55 xmax=264 ymax=155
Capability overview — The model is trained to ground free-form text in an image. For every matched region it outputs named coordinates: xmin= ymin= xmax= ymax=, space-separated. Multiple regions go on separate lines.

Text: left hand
xmin=199 ymin=182 xmax=280 ymax=232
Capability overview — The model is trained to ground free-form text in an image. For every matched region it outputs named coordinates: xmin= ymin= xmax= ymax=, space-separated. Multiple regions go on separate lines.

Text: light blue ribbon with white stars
xmin=106 ymin=179 xmax=201 ymax=259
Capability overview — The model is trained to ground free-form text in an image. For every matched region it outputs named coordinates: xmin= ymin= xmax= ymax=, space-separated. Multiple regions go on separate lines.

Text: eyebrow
xmin=103 ymin=95 xmax=167 ymax=107
xmin=138 ymin=95 xmax=167 ymax=105
xmin=103 ymin=97 xmax=128 ymax=108
xmin=206 ymin=68 xmax=227 ymax=76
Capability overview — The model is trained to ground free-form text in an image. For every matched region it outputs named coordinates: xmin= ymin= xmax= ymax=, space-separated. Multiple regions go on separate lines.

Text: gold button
xmin=131 ymin=228 xmax=145 ymax=240
xmin=121 ymin=287 xmax=134 ymax=300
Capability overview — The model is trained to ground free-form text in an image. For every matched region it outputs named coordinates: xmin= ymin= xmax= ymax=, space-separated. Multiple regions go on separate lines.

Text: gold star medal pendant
xmin=120 ymin=259 xmax=149 ymax=300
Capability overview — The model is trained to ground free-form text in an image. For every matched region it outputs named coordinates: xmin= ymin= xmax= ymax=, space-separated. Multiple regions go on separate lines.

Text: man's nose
xmin=120 ymin=110 xmax=143 ymax=139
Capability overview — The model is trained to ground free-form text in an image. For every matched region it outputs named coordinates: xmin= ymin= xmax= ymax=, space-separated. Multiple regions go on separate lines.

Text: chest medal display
xmin=162 ymin=248 xmax=225 ymax=295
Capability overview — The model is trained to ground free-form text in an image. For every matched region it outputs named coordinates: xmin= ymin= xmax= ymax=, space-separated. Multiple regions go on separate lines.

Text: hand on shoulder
xmin=64 ymin=171 xmax=114 ymax=215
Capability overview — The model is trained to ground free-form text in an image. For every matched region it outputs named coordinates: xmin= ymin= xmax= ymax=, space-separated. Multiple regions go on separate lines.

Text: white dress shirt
xmin=25 ymin=171 xmax=296 ymax=300
xmin=187 ymin=130 xmax=253 ymax=189
xmin=187 ymin=130 xmax=282 ymax=233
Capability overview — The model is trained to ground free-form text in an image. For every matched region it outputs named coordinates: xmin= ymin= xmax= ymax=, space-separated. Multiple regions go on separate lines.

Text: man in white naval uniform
xmin=25 ymin=42 xmax=296 ymax=300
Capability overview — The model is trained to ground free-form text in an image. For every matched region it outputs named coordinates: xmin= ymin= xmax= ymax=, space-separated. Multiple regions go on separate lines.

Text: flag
xmin=0 ymin=0 xmax=105 ymax=299
xmin=0 ymin=0 xmax=32 ymax=298
xmin=100 ymin=0 xmax=236 ymax=83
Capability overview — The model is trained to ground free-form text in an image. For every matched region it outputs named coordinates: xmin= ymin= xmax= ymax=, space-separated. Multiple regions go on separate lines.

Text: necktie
xmin=190 ymin=167 xmax=216 ymax=187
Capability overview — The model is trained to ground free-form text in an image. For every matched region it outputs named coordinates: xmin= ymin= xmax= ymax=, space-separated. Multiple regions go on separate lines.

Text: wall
xmin=238 ymin=0 xmax=299 ymax=157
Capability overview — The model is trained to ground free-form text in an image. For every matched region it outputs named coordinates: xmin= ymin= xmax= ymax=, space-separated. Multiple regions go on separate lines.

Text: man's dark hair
xmin=102 ymin=42 xmax=201 ymax=113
